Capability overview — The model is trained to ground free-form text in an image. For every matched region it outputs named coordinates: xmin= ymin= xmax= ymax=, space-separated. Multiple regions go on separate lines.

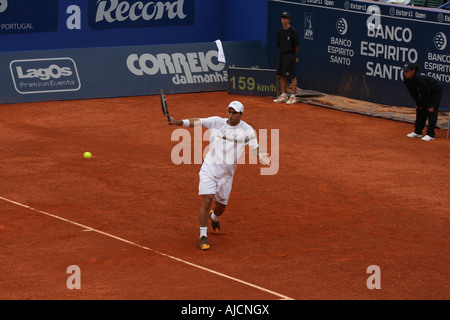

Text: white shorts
xmin=198 ymin=167 xmax=234 ymax=205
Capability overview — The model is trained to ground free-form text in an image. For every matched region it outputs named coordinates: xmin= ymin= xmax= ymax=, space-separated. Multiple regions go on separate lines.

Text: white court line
xmin=0 ymin=196 xmax=294 ymax=300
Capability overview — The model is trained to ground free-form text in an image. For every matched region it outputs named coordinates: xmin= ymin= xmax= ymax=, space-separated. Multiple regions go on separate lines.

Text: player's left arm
xmin=246 ymin=128 xmax=270 ymax=166
xmin=253 ymin=147 xmax=271 ymax=166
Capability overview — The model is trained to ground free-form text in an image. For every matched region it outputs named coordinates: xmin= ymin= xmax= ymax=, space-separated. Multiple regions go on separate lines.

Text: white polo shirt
xmin=200 ymin=116 xmax=259 ymax=179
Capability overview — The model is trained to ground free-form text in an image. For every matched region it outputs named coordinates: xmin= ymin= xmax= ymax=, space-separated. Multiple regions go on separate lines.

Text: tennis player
xmin=168 ymin=101 xmax=270 ymax=250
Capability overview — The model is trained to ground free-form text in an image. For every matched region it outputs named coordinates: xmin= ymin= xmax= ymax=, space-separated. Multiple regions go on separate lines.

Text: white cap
xmin=227 ymin=101 xmax=244 ymax=113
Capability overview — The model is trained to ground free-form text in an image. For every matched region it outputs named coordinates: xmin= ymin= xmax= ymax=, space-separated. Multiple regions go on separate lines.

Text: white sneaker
xmin=286 ymin=95 xmax=297 ymax=105
xmin=273 ymin=95 xmax=288 ymax=103
xmin=406 ymin=132 xmax=423 ymax=138
xmin=421 ymin=135 xmax=435 ymax=141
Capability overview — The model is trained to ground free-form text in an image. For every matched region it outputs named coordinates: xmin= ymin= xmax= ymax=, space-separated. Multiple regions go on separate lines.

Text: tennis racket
xmin=160 ymin=89 xmax=171 ymax=124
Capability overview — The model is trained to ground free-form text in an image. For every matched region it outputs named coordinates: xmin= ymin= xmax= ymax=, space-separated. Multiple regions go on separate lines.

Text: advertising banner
xmin=0 ymin=0 xmax=58 ymax=34
xmin=228 ymin=67 xmax=279 ymax=97
xmin=267 ymin=0 xmax=450 ymax=110
xmin=88 ymin=0 xmax=195 ymax=29
xmin=0 ymin=41 xmax=269 ymax=104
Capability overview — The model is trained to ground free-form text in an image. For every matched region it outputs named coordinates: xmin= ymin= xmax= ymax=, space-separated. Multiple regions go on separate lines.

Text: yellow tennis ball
xmin=83 ymin=152 xmax=92 ymax=159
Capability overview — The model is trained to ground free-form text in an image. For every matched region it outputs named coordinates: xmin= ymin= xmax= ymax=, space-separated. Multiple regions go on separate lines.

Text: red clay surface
xmin=1 ymin=91 xmax=449 ymax=300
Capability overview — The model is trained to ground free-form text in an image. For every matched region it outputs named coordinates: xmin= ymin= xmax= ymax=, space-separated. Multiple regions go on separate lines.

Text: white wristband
xmin=182 ymin=119 xmax=190 ymax=127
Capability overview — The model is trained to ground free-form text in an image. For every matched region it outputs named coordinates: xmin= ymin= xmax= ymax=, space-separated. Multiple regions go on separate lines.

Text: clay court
xmin=1 ymin=91 xmax=449 ymax=300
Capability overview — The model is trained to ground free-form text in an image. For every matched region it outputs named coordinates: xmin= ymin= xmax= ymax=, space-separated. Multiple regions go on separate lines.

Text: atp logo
xmin=304 ymin=13 xmax=314 ymax=40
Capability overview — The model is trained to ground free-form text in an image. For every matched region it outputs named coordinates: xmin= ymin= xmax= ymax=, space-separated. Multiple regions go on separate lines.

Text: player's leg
xmin=198 ymin=194 xmax=214 ymax=250
xmin=198 ymin=168 xmax=217 ymax=250
xmin=209 ymin=176 xmax=233 ymax=234
xmin=200 ymin=194 xmax=214 ymax=228
xmin=210 ymin=201 xmax=226 ymax=234
xmin=213 ymin=201 xmax=226 ymax=217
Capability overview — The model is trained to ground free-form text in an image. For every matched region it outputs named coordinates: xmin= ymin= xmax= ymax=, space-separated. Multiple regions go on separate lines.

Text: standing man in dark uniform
xmin=273 ymin=11 xmax=300 ymax=105
xmin=403 ymin=62 xmax=443 ymax=141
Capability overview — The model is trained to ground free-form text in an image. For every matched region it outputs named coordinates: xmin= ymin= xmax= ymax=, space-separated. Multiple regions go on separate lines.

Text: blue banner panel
xmin=267 ymin=0 xmax=450 ymax=111
xmin=0 ymin=0 xmax=58 ymax=34
xmin=89 ymin=0 xmax=195 ymax=29
xmin=0 ymin=41 xmax=269 ymax=104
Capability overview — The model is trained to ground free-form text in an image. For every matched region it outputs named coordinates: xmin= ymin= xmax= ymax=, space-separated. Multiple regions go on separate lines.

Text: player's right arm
xmin=168 ymin=117 xmax=202 ymax=127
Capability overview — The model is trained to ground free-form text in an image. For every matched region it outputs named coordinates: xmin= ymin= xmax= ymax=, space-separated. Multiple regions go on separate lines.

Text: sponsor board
xmin=89 ymin=0 xmax=195 ymax=29
xmin=0 ymin=0 xmax=58 ymax=34
xmin=267 ymin=0 xmax=450 ymax=110
xmin=126 ymin=49 xmax=226 ymax=87
xmin=10 ymin=58 xmax=81 ymax=94
xmin=228 ymin=68 xmax=279 ymax=97
xmin=0 ymin=41 xmax=269 ymax=104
